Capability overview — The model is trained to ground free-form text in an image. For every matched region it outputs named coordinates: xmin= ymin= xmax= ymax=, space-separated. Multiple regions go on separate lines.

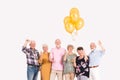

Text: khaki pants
xmin=89 ymin=67 xmax=100 ymax=80
xmin=50 ymin=70 xmax=63 ymax=80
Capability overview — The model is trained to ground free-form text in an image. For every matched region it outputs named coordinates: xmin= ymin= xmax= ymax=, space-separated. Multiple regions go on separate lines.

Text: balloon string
xmin=71 ymin=33 xmax=75 ymax=41
xmin=75 ymin=30 xmax=78 ymax=36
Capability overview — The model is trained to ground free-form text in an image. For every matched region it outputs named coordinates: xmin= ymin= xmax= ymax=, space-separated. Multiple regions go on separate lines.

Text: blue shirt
xmin=89 ymin=49 xmax=104 ymax=66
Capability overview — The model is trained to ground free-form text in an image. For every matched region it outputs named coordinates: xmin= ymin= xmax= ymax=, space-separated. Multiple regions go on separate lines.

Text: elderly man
xmin=22 ymin=39 xmax=40 ymax=80
xmin=89 ymin=40 xmax=105 ymax=80
xmin=49 ymin=39 xmax=66 ymax=80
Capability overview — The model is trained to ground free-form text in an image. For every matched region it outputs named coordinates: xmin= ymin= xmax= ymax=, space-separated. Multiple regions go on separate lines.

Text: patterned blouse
xmin=75 ymin=56 xmax=89 ymax=78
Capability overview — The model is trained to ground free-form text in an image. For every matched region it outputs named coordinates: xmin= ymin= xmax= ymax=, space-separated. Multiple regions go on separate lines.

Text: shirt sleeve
xmin=36 ymin=50 xmax=40 ymax=58
xmin=22 ymin=46 xmax=29 ymax=54
xmin=62 ymin=54 xmax=66 ymax=65
xmin=99 ymin=50 xmax=105 ymax=57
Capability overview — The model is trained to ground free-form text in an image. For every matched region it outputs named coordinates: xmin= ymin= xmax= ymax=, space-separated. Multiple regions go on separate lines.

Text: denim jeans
xmin=27 ymin=65 xmax=39 ymax=80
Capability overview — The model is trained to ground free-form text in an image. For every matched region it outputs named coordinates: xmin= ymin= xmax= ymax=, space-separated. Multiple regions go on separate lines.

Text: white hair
xmin=42 ymin=44 xmax=48 ymax=47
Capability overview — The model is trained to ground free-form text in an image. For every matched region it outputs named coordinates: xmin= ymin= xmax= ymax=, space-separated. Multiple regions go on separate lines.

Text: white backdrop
xmin=0 ymin=0 xmax=120 ymax=80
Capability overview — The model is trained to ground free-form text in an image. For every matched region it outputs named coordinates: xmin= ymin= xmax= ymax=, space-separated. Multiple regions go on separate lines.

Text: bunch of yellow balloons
xmin=64 ymin=8 xmax=84 ymax=34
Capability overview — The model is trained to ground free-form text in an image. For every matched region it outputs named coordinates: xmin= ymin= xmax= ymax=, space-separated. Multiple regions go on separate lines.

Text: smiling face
xmin=29 ymin=40 xmax=36 ymax=49
xmin=55 ymin=39 xmax=61 ymax=48
xmin=42 ymin=44 xmax=48 ymax=52
xmin=90 ymin=42 xmax=96 ymax=50
xmin=77 ymin=47 xmax=85 ymax=56
xmin=67 ymin=45 xmax=74 ymax=53
xmin=77 ymin=49 xmax=85 ymax=56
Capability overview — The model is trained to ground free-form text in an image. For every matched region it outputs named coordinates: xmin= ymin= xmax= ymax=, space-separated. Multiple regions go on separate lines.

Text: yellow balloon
xmin=65 ymin=22 xmax=75 ymax=34
xmin=70 ymin=8 xmax=80 ymax=22
xmin=70 ymin=13 xmax=79 ymax=22
xmin=64 ymin=16 xmax=71 ymax=25
xmin=70 ymin=8 xmax=79 ymax=15
xmin=75 ymin=18 xmax=84 ymax=30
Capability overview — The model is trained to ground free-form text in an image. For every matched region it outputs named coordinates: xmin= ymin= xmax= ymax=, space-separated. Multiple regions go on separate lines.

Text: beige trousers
xmin=50 ymin=70 xmax=63 ymax=80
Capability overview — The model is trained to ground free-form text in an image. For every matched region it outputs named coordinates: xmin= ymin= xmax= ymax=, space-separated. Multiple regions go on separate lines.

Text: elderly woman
xmin=38 ymin=44 xmax=51 ymax=80
xmin=63 ymin=44 xmax=77 ymax=80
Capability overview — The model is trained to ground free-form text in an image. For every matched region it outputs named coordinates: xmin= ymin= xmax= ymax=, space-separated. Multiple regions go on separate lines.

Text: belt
xmin=89 ymin=65 xmax=99 ymax=68
xmin=28 ymin=64 xmax=39 ymax=67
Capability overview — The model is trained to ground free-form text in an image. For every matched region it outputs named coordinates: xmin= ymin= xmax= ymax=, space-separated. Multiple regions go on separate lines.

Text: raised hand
xmin=98 ymin=40 xmax=102 ymax=46
xmin=98 ymin=40 xmax=105 ymax=52
xmin=26 ymin=39 xmax=31 ymax=43
xmin=84 ymin=55 xmax=88 ymax=62
xmin=23 ymin=39 xmax=31 ymax=47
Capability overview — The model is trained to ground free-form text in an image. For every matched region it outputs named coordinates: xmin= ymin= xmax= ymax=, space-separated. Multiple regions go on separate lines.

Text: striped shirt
xmin=22 ymin=46 xmax=39 ymax=66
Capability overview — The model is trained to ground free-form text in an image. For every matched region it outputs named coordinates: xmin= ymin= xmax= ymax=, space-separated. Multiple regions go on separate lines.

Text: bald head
xmin=90 ymin=42 xmax=96 ymax=50
xmin=55 ymin=39 xmax=61 ymax=48
xmin=29 ymin=40 xmax=36 ymax=49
